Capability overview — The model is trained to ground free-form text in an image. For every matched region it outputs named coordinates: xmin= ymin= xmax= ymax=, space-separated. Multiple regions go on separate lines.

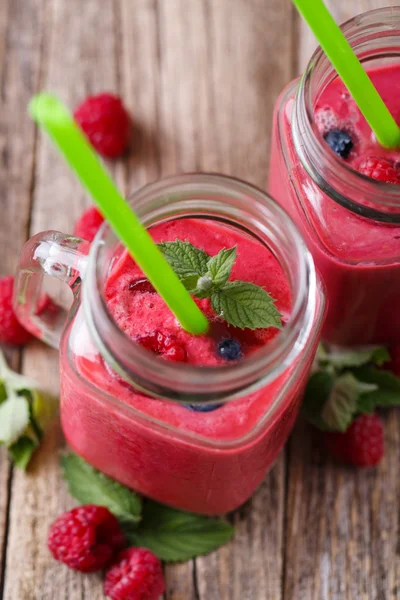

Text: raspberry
xmin=323 ymin=413 xmax=384 ymax=467
xmin=136 ymin=331 xmax=187 ymax=362
xmin=74 ymin=93 xmax=131 ymax=158
xmin=48 ymin=505 xmax=124 ymax=572
xmin=104 ymin=547 xmax=165 ymax=600
xmin=0 ymin=276 xmax=32 ymax=345
xmin=358 ymin=156 xmax=400 ymax=183
xmin=73 ymin=206 xmax=105 ymax=242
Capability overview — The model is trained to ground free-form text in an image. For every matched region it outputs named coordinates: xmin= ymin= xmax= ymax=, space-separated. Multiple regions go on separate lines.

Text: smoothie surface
xmin=105 ymin=218 xmax=290 ymax=366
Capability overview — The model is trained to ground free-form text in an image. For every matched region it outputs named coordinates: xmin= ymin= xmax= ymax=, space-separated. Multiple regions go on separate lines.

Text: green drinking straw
xmin=29 ymin=93 xmax=209 ymax=336
xmin=293 ymin=0 xmax=400 ymax=149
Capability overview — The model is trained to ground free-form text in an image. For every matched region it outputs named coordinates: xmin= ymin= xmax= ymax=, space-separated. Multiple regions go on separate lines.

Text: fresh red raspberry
xmin=104 ymin=547 xmax=165 ymax=600
xmin=74 ymin=93 xmax=131 ymax=158
xmin=136 ymin=331 xmax=187 ymax=362
xmin=323 ymin=413 xmax=384 ymax=467
xmin=48 ymin=505 xmax=124 ymax=573
xmin=0 ymin=276 xmax=32 ymax=345
xmin=358 ymin=156 xmax=400 ymax=183
xmin=73 ymin=206 xmax=105 ymax=242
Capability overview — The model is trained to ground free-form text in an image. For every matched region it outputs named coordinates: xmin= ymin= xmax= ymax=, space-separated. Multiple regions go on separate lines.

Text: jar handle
xmin=14 ymin=231 xmax=90 ymax=349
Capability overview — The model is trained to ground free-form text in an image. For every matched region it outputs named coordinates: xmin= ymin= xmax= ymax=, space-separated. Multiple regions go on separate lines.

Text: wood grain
xmin=1 ymin=0 xmax=119 ymax=598
xmin=286 ymin=3 xmax=400 ymax=600
xmin=0 ymin=0 xmax=45 ymax=592
xmin=1 ymin=1 xmax=399 ymax=599
xmin=0 ymin=0 xmax=12 ymax=583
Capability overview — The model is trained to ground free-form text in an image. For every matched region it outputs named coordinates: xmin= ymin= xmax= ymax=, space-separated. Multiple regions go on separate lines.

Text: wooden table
xmin=0 ymin=1 xmax=399 ymax=598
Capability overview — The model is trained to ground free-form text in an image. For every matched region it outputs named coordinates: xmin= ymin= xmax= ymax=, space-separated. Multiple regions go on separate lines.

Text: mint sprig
xmin=0 ymin=351 xmax=57 ymax=469
xmin=303 ymin=344 xmax=400 ymax=432
xmin=158 ymin=240 xmax=282 ymax=330
xmin=157 ymin=240 xmax=209 ymax=292
xmin=62 ymin=453 xmax=234 ymax=562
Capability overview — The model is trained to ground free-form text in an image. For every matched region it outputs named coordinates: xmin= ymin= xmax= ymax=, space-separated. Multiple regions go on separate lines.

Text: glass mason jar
xmin=269 ymin=7 xmax=400 ymax=346
xmin=14 ymin=174 xmax=324 ymax=515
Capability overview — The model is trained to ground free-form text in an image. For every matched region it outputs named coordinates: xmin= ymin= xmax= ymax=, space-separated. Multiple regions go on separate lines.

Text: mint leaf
xmin=206 ymin=247 xmax=236 ymax=288
xmin=0 ymin=394 xmax=30 ymax=446
xmin=352 ymin=366 xmax=400 ymax=391
xmin=302 ymin=371 xmax=335 ymax=430
xmin=321 ymin=373 xmax=377 ymax=432
xmin=61 ymin=454 xmax=142 ymax=524
xmin=193 ymin=275 xmax=214 ymax=299
xmin=0 ymin=382 xmax=6 ymax=403
xmin=318 ymin=346 xmax=390 ymax=370
xmin=0 ymin=351 xmax=38 ymax=392
xmin=353 ymin=367 xmax=400 ymax=408
xmin=8 ymin=436 xmax=38 ymax=470
xmin=123 ymin=501 xmax=234 ymax=562
xmin=157 ymin=240 xmax=209 ymax=287
xmin=211 ymin=281 xmax=282 ymax=330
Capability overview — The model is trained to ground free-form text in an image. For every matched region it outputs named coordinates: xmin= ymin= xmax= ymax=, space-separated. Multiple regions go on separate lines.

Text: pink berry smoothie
xmin=60 ymin=218 xmax=320 ymax=514
xmin=269 ymin=64 xmax=400 ymax=346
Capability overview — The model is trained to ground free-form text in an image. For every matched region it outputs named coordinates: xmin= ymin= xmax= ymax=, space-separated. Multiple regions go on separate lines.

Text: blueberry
xmin=217 ymin=338 xmax=243 ymax=361
xmin=324 ymin=129 xmax=353 ymax=159
xmin=186 ymin=403 xmax=224 ymax=412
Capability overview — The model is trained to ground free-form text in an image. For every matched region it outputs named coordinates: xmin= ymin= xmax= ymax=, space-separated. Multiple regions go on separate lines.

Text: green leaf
xmin=321 ymin=373 xmax=377 ymax=432
xmin=61 ymin=454 xmax=142 ymax=523
xmin=206 ymin=247 xmax=236 ymax=288
xmin=157 ymin=240 xmax=209 ymax=285
xmin=302 ymin=371 xmax=335 ymax=430
xmin=8 ymin=436 xmax=38 ymax=470
xmin=318 ymin=346 xmax=390 ymax=371
xmin=123 ymin=501 xmax=234 ymax=562
xmin=0 ymin=394 xmax=30 ymax=446
xmin=211 ymin=281 xmax=282 ymax=330
xmin=353 ymin=366 xmax=400 ymax=409
xmin=192 ymin=280 xmax=213 ymax=299
xmin=0 ymin=351 xmax=38 ymax=393
xmin=180 ymin=274 xmax=201 ymax=292
xmin=352 ymin=366 xmax=400 ymax=391
xmin=359 ymin=389 xmax=400 ymax=408
xmin=355 ymin=394 xmax=376 ymax=415
xmin=0 ymin=382 xmax=6 ymax=404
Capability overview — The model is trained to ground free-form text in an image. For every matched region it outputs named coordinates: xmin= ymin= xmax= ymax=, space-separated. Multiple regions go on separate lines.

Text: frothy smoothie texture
xmin=60 ymin=218 xmax=320 ymax=514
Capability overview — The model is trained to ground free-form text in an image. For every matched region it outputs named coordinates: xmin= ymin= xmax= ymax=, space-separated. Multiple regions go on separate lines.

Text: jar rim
xmin=82 ymin=173 xmax=320 ymax=403
xmin=294 ymin=6 xmax=400 ymax=223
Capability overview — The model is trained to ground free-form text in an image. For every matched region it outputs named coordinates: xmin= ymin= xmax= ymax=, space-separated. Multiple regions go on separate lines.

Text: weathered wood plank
xmin=286 ymin=3 xmax=400 ymax=599
xmin=0 ymin=0 xmax=12 ymax=585
xmin=0 ymin=0 xmax=44 ymax=592
xmin=2 ymin=0 xmax=119 ymax=598
xmin=284 ymin=415 xmax=400 ymax=600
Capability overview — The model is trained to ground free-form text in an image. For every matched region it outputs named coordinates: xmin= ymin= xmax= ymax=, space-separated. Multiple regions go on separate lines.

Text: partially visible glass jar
xmin=14 ymin=174 xmax=324 ymax=515
xmin=269 ymin=7 xmax=400 ymax=346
